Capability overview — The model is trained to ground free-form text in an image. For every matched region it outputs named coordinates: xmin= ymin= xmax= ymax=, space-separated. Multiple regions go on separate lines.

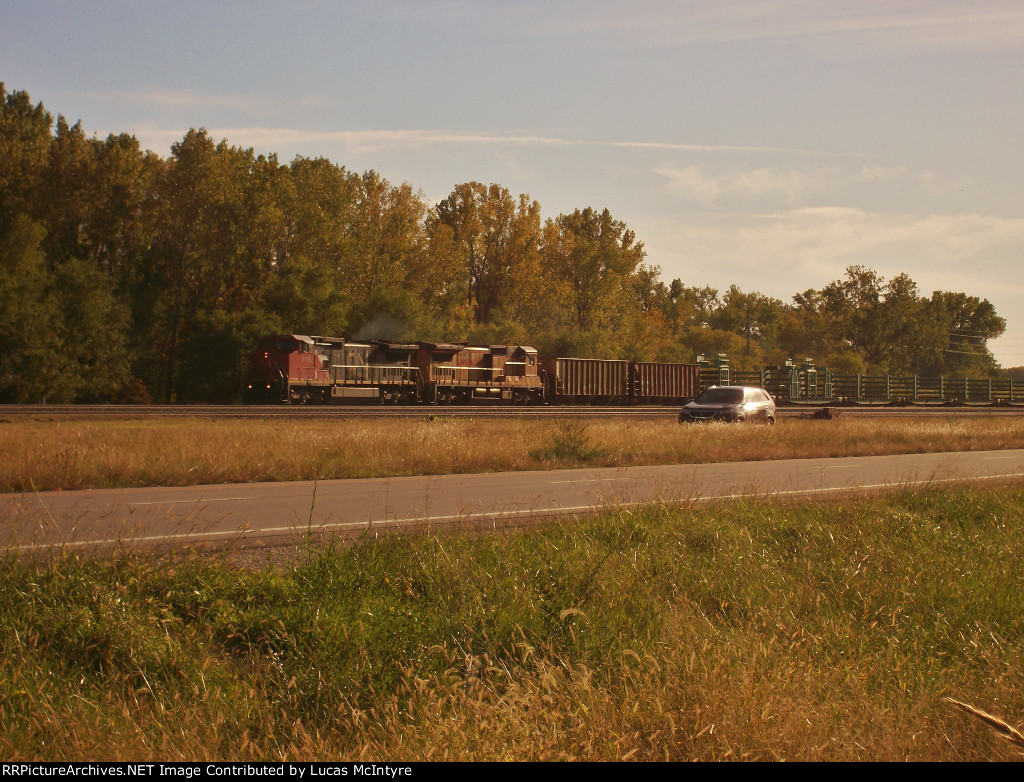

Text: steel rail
xmin=2 ymin=404 xmax=1023 ymax=420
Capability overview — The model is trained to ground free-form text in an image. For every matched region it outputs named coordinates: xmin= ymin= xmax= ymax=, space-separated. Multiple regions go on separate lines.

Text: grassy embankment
xmin=1 ymin=485 xmax=1023 ymax=760
xmin=2 ymin=415 xmax=1024 ymax=492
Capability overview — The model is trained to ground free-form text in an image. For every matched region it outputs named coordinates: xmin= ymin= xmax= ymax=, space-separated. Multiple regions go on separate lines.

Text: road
xmin=2 ymin=449 xmax=1023 ymax=554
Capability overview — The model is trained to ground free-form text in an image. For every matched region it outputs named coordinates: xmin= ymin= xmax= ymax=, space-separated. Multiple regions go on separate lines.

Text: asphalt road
xmin=2 ymin=449 xmax=1023 ymax=554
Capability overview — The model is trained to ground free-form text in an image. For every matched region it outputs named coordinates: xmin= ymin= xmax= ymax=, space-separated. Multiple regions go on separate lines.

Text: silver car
xmin=679 ymin=385 xmax=776 ymax=424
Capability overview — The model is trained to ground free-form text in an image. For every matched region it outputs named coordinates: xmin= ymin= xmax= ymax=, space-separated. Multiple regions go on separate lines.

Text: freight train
xmin=242 ymin=334 xmax=700 ymax=405
xmin=242 ymin=335 xmax=1024 ymax=407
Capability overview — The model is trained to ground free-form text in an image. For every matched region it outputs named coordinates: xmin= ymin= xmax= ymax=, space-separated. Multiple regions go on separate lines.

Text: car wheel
xmin=765 ymin=415 xmax=775 ymax=426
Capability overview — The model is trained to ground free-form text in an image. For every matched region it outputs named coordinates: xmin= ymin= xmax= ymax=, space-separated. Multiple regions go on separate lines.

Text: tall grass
xmin=1 ymin=415 xmax=1022 ymax=492
xmin=1 ymin=485 xmax=1023 ymax=760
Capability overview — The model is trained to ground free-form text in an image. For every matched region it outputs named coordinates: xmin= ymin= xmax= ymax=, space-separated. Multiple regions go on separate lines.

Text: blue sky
xmin=4 ymin=1 xmax=1024 ymax=365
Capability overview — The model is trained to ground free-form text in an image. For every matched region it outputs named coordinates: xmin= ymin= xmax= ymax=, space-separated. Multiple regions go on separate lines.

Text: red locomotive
xmin=243 ymin=335 xmax=548 ymax=405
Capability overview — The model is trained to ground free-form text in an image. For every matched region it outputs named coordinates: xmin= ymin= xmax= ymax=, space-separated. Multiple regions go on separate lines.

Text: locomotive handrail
xmin=329 ymin=364 xmax=419 ymax=370
xmin=433 ymin=365 xmax=505 ymax=373
xmin=431 ymin=365 xmax=510 ymax=384
xmin=329 ymin=364 xmax=419 ymax=383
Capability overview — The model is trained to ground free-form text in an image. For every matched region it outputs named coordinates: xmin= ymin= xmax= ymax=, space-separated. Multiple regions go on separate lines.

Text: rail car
xmin=540 ymin=357 xmax=701 ymax=404
xmin=725 ymin=358 xmax=1024 ymax=406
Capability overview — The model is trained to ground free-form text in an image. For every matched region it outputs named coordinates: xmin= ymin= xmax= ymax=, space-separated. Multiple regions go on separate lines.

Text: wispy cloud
xmin=529 ymin=0 xmax=1024 ymax=52
xmin=128 ymin=124 xmax=844 ymax=158
xmin=653 ymin=163 xmax=976 ymax=207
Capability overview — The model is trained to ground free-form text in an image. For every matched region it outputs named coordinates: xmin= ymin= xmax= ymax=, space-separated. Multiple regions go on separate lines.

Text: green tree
xmin=541 ymin=207 xmax=646 ymax=333
xmin=927 ymin=291 xmax=1005 ymax=375
xmin=874 ymin=273 xmax=945 ymax=374
xmin=271 ymin=156 xmax=358 ymax=335
xmin=0 ymin=216 xmax=62 ymax=401
xmin=148 ymin=129 xmax=284 ymax=401
xmin=710 ymin=285 xmax=787 ymax=365
xmin=431 ymin=183 xmax=542 ymax=326
xmin=0 ymin=83 xmax=52 ymax=232
xmin=53 ymin=258 xmax=132 ymax=401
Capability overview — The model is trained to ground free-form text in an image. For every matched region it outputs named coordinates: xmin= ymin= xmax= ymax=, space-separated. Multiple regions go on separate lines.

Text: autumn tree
xmin=431 ymin=183 xmax=542 ymax=328
xmin=927 ymin=291 xmax=1005 ymax=375
xmin=541 ymin=207 xmax=645 ymax=332
xmin=0 ymin=83 xmax=52 ymax=230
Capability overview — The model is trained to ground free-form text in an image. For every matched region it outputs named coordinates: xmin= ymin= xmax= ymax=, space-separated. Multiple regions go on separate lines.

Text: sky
xmin=3 ymin=0 xmax=1024 ymax=366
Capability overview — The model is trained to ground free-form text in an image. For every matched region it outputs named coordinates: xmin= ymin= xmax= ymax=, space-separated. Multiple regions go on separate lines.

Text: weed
xmin=529 ymin=418 xmax=607 ymax=464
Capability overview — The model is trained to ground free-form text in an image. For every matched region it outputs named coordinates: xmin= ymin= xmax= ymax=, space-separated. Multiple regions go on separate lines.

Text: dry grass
xmin=1 ymin=415 xmax=1023 ymax=492
xmin=1 ymin=486 xmax=1023 ymax=760
xmin=946 ymin=698 xmax=1024 ymax=754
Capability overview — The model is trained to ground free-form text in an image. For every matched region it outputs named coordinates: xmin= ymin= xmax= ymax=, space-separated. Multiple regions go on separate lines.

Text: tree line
xmin=0 ymin=84 xmax=1008 ymax=403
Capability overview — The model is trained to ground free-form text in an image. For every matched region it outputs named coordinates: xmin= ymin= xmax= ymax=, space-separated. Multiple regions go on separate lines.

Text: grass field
xmin=1 ymin=486 xmax=1023 ymax=761
xmin=2 ymin=415 xmax=1023 ymax=492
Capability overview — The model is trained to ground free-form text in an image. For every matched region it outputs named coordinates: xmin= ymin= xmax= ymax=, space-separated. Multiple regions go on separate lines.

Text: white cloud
xmin=856 ymin=164 xmax=908 ymax=181
xmin=655 ymin=164 xmax=838 ymax=204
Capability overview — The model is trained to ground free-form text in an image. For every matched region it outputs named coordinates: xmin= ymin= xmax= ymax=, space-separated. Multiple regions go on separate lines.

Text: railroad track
xmin=2 ymin=404 xmax=1023 ymax=420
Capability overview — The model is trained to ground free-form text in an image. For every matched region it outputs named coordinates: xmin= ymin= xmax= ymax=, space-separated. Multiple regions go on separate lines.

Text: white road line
xmin=13 ymin=471 xmax=1024 ymax=552
xmin=548 ymin=478 xmax=617 ymax=484
xmin=127 ymin=497 xmax=256 ymax=506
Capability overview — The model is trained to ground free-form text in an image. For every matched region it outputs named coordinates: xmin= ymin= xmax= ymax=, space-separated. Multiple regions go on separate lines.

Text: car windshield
xmin=696 ymin=388 xmax=744 ymax=404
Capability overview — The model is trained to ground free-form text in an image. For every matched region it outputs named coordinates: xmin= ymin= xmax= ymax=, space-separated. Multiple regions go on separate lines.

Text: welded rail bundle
xmin=241 ymin=334 xmax=1023 ymax=408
